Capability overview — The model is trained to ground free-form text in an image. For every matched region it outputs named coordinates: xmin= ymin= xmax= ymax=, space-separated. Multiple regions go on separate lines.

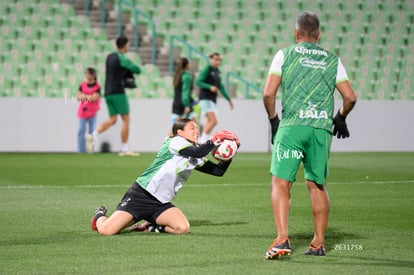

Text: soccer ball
xmin=212 ymin=139 xmax=238 ymax=161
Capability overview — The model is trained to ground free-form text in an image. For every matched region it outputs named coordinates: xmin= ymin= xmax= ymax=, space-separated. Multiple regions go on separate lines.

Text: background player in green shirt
xmin=196 ymin=53 xmax=234 ymax=143
xmin=172 ymin=57 xmax=197 ymax=124
xmin=263 ymin=11 xmax=357 ymax=259
xmin=90 ymin=35 xmax=141 ymax=156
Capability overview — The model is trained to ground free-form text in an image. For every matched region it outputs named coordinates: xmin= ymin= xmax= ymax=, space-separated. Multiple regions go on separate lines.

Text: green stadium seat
xmin=1 ymin=25 xmax=17 ymax=39
xmin=0 ymin=3 xmax=8 ymax=15
xmin=6 ymin=2 xmax=23 ymax=15
xmin=53 ymin=50 xmax=72 ymax=66
xmin=74 ymin=15 xmax=92 ymax=29
xmin=30 ymin=15 xmax=48 ymax=29
xmin=4 ymin=49 xmax=25 ymax=65
xmin=92 ymin=27 xmax=107 ymax=40
xmin=18 ymin=74 xmax=38 ymax=97
xmin=71 ymin=62 xmax=86 ymax=75
xmin=161 ymin=76 xmax=174 ymax=98
xmin=38 ymin=3 xmax=60 ymax=16
xmin=43 ymin=15 xmax=63 ymax=29
xmin=60 ymin=3 xmax=76 ymax=17
xmin=0 ymin=74 xmax=13 ymax=96
xmin=42 ymin=74 xmax=60 ymax=97
xmin=20 ymin=62 xmax=38 ymax=77
xmin=138 ymin=75 xmax=157 ymax=98
xmin=0 ymin=1 xmax=111 ymax=98
xmin=66 ymin=74 xmax=81 ymax=89
xmin=6 ymin=13 xmax=20 ymax=28
xmin=1 ymin=0 xmax=412 ymax=100
xmin=399 ymin=78 xmax=413 ymax=100
xmin=125 ymin=88 xmax=140 ymax=99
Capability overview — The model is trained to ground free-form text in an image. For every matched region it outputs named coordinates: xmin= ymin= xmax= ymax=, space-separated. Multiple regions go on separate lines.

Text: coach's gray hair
xmin=295 ymin=11 xmax=320 ymax=38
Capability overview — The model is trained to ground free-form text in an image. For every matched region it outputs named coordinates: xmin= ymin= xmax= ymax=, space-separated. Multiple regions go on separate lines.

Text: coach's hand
xmin=333 ymin=110 xmax=350 ymax=139
xmin=269 ymin=115 xmax=280 ymax=144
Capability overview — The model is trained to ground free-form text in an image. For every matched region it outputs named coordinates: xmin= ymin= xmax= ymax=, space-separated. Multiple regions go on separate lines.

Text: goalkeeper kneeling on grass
xmin=91 ymin=118 xmax=240 ymax=235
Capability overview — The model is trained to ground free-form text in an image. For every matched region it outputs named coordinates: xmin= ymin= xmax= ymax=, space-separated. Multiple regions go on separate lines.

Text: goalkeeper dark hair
xmin=295 ymin=11 xmax=320 ymax=39
xmin=173 ymin=57 xmax=189 ymax=88
xmin=116 ymin=35 xmax=129 ymax=49
xmin=172 ymin=118 xmax=193 ymax=136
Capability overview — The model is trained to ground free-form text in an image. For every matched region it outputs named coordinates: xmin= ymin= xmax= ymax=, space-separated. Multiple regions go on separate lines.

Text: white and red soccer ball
xmin=212 ymin=139 xmax=239 ymax=161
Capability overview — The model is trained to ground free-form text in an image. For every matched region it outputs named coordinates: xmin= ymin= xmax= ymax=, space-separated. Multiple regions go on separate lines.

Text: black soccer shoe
xmin=91 ymin=205 xmax=107 ymax=231
xmin=303 ymin=244 xmax=326 ymax=256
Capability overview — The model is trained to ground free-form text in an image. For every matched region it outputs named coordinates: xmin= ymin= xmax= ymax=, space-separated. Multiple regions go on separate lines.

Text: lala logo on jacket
xmin=299 ymin=102 xmax=328 ymax=120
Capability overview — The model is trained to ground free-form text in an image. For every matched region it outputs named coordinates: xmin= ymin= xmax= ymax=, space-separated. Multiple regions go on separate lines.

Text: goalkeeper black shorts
xmin=116 ymin=183 xmax=175 ymax=224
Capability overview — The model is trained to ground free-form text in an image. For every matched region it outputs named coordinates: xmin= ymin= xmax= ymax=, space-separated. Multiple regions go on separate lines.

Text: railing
xmin=99 ymin=0 xmax=106 ymax=29
xmin=84 ymin=0 xmax=91 ymax=16
xmin=73 ymin=0 xmax=156 ymax=64
xmin=72 ymin=0 xmax=105 ymax=28
xmin=169 ymin=35 xmax=209 ymax=76
xmin=72 ymin=0 xmax=261 ymax=98
xmin=226 ymin=71 xmax=262 ymax=99
xmin=118 ymin=0 xmax=156 ymax=64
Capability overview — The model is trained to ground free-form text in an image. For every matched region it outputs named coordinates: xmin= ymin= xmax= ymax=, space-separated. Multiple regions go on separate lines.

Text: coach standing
xmin=262 ymin=12 xmax=357 ymax=259
xmin=91 ymin=35 xmax=141 ymax=156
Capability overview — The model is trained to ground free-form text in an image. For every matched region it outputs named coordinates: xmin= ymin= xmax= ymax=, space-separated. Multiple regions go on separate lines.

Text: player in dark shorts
xmin=91 ymin=119 xmax=240 ymax=235
xmin=172 ymin=57 xmax=197 ymax=124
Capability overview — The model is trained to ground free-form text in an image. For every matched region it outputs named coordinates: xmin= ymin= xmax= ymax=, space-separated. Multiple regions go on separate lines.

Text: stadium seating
xmin=0 ymin=0 xmax=413 ymax=100
xmin=1 ymin=2 xmax=94 ymax=97
xmin=128 ymin=0 xmax=413 ymax=100
xmin=0 ymin=0 xmax=164 ymax=98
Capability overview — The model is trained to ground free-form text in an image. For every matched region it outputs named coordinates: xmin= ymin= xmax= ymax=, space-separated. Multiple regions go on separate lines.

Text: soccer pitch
xmin=1 ymin=152 xmax=413 ymax=274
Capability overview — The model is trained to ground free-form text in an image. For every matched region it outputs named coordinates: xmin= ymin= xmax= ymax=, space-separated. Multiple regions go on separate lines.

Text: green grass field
xmin=1 ymin=152 xmax=414 ymax=274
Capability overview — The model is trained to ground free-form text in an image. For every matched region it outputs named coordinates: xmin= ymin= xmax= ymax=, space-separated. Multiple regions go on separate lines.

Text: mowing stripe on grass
xmin=1 ymin=179 xmax=414 ymax=189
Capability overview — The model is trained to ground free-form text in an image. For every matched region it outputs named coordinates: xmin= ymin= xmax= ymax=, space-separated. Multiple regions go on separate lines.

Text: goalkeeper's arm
xmin=196 ymin=159 xmax=232 ymax=177
xmin=179 ymin=131 xmax=240 ymax=158
xmin=179 ymin=141 xmax=215 ymax=158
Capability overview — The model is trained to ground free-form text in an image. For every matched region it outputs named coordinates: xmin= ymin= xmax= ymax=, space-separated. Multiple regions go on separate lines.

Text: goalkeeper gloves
xmin=269 ymin=115 xmax=280 ymax=144
xmin=333 ymin=110 xmax=350 ymax=139
xmin=210 ymin=130 xmax=240 ymax=147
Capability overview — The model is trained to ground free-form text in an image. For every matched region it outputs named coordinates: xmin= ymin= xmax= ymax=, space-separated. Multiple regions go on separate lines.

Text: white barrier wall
xmin=0 ymin=98 xmax=413 ymax=152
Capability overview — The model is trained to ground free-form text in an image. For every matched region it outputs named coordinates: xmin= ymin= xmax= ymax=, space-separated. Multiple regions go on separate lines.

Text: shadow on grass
xmin=0 ymin=231 xmax=84 ymax=246
xmin=325 ymin=256 xmax=414 ymax=269
xmin=189 ymin=220 xmax=248 ymax=227
xmin=287 ymin=229 xmax=414 ymax=269
xmin=289 ymin=228 xmax=363 ymax=251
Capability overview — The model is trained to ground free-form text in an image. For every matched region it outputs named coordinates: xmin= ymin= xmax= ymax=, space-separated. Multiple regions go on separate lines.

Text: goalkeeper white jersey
xmin=136 ymin=136 xmax=207 ymax=203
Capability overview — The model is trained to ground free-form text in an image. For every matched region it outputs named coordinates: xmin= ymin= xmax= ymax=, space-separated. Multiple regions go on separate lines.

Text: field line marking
xmin=1 ymin=179 xmax=414 ymax=189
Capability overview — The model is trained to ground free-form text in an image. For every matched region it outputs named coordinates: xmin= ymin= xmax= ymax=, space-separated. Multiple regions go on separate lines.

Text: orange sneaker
xmin=264 ymin=238 xmax=292 ymax=259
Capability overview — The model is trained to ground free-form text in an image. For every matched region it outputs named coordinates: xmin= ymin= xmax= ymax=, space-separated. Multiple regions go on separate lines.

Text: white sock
xmin=121 ymin=143 xmax=128 ymax=152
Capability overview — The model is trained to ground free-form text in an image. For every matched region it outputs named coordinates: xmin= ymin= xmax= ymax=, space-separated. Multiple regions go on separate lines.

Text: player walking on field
xmin=91 ymin=119 xmax=239 ymax=235
xmin=196 ymin=53 xmax=234 ymax=143
xmin=262 ymin=11 xmax=357 ymax=259
xmin=90 ymin=35 xmax=141 ymax=156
